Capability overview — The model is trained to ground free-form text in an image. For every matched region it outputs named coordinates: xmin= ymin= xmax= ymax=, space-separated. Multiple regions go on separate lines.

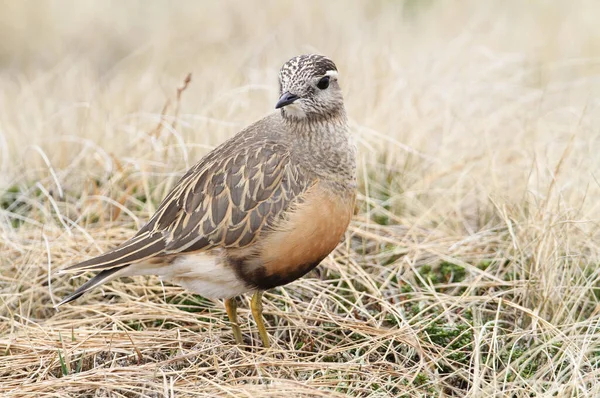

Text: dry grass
xmin=2 ymin=0 xmax=600 ymax=396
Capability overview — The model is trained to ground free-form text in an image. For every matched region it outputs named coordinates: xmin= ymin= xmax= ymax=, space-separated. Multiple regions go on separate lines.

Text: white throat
xmin=283 ymin=103 xmax=306 ymax=118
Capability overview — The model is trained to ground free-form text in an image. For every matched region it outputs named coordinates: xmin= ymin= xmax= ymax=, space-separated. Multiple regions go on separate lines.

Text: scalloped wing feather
xmin=62 ymin=139 xmax=313 ymax=273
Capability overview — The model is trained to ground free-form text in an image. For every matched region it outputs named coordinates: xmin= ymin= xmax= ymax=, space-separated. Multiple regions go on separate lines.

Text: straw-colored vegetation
xmin=2 ymin=1 xmax=600 ymax=396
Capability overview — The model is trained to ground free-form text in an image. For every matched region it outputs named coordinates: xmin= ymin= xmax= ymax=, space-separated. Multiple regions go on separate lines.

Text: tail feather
xmin=56 ymin=232 xmax=167 ymax=306
xmin=55 ymin=265 xmax=128 ymax=307
xmin=61 ymin=232 xmax=166 ymax=273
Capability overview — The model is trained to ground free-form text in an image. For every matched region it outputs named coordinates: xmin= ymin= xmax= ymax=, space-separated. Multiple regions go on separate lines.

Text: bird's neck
xmin=286 ymin=110 xmax=357 ymax=185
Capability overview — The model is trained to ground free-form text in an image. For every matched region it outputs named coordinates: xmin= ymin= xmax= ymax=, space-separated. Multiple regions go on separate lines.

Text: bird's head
xmin=276 ymin=54 xmax=344 ymax=121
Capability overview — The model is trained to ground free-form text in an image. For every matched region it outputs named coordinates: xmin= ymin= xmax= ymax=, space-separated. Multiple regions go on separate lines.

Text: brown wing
xmin=61 ymin=140 xmax=313 ymax=273
xmin=153 ymin=141 xmax=312 ymax=254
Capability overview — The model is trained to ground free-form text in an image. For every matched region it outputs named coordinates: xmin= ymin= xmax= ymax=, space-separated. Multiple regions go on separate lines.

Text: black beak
xmin=275 ymin=92 xmax=300 ymax=109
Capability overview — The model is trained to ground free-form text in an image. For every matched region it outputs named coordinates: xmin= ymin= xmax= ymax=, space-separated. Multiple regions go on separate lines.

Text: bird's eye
xmin=317 ymin=76 xmax=330 ymax=90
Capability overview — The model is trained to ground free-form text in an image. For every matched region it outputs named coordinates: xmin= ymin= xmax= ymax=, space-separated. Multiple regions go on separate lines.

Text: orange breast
xmin=255 ymin=182 xmax=355 ymax=288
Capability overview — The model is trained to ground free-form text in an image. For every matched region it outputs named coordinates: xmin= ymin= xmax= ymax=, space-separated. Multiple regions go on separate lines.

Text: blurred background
xmin=2 ymin=1 xmax=600 ymax=204
xmin=2 ymin=1 xmax=600 ymax=216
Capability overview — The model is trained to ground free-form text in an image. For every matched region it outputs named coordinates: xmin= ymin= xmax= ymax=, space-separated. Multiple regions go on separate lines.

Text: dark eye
xmin=317 ymin=76 xmax=330 ymax=90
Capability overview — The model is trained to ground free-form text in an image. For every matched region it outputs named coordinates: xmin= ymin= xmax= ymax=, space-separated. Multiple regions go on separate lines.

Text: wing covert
xmin=144 ymin=142 xmax=312 ymax=255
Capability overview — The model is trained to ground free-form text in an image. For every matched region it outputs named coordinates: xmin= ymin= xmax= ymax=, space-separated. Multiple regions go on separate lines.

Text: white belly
xmin=125 ymin=253 xmax=253 ymax=299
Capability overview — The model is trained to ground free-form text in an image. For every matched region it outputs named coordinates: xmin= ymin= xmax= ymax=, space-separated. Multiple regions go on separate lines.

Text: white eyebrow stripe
xmin=325 ymin=70 xmax=338 ymax=77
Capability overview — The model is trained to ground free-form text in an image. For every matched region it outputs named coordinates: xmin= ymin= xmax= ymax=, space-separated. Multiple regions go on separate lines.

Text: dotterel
xmin=57 ymin=54 xmax=357 ymax=348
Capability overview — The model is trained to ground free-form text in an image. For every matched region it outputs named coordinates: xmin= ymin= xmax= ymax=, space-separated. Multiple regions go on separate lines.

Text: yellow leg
xmin=224 ymin=297 xmax=243 ymax=345
xmin=251 ymin=291 xmax=270 ymax=348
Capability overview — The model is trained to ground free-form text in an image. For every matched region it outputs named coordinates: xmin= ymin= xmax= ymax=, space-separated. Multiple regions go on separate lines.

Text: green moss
xmin=372 ymin=212 xmax=391 ymax=226
xmin=168 ymin=294 xmax=214 ymax=313
xmin=398 ymin=372 xmax=437 ymax=397
xmin=478 ymin=260 xmax=492 ymax=270
xmin=423 ymin=321 xmax=472 ymax=367
xmin=400 ymin=282 xmax=414 ymax=294
xmin=414 ymin=262 xmax=468 ymax=295
xmin=1 ymin=184 xmax=35 ymax=228
xmin=84 ymin=213 xmax=101 ymax=224
xmin=439 ymin=262 xmax=467 ymax=283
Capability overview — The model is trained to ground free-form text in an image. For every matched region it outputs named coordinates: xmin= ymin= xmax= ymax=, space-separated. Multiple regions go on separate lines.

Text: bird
xmin=56 ymin=54 xmax=357 ymax=348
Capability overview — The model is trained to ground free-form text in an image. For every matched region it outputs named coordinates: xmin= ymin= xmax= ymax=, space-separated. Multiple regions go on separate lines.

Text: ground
xmin=1 ymin=1 xmax=600 ymax=397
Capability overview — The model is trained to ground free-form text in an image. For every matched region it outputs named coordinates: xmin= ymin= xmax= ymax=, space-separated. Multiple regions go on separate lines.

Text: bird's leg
xmin=250 ymin=291 xmax=270 ymax=348
xmin=224 ymin=297 xmax=243 ymax=345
